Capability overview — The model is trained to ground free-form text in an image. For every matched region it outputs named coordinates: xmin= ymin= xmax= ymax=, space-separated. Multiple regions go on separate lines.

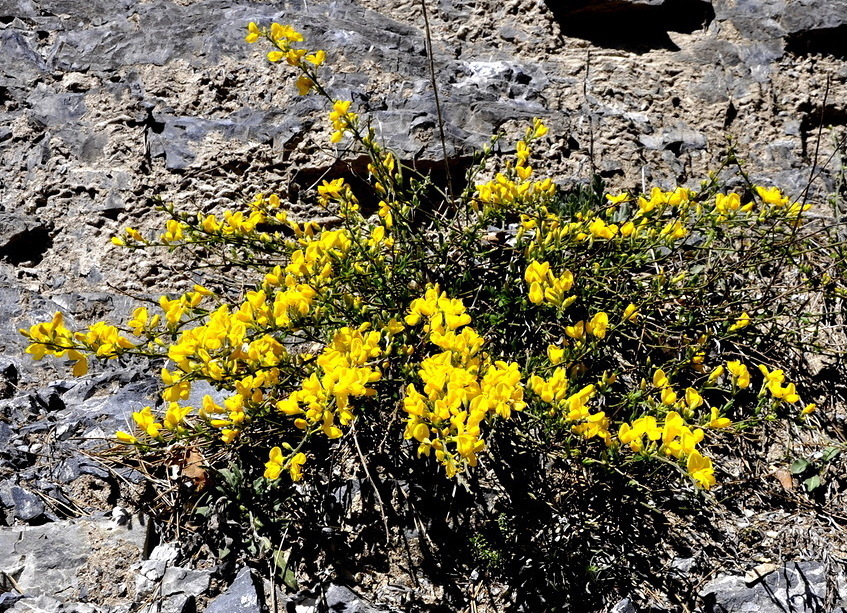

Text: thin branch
xmin=420 ymin=0 xmax=454 ymax=201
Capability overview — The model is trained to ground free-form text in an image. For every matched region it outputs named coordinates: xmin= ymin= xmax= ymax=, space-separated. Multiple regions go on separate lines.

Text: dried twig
xmin=351 ymin=422 xmax=391 ymax=544
xmin=420 ymin=0 xmax=454 ymax=201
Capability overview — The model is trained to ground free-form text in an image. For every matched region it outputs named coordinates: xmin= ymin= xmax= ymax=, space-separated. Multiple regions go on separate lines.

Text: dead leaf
xmin=181 ymin=448 xmax=210 ymax=492
xmin=774 ymin=469 xmax=793 ymax=491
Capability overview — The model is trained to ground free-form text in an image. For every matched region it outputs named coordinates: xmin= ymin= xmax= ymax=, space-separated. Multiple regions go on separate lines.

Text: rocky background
xmin=1 ymin=0 xmax=847 ymax=611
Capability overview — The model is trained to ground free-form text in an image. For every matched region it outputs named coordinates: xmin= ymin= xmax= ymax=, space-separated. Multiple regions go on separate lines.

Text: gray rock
xmin=713 ymin=0 xmax=788 ymax=41
xmin=8 ymin=485 xmax=45 ymax=522
xmin=6 ymin=594 xmax=65 ymax=613
xmin=148 ymin=107 xmax=317 ymax=170
xmin=640 ymin=124 xmax=707 ymax=153
xmin=55 ymin=372 xmax=158 ymax=441
xmin=204 ymin=567 xmax=262 ymax=613
xmin=0 ymin=422 xmax=13 ymax=446
xmin=136 ymin=565 xmax=212 ymax=613
xmin=0 ymin=514 xmax=149 ymax=599
xmin=0 ymin=359 xmax=19 ymax=400
xmin=715 ymin=0 xmax=847 ymax=59
xmin=161 ymin=566 xmax=211 ymax=598
xmin=0 ymin=395 xmax=39 ymax=424
xmin=0 ymin=30 xmax=47 ymax=89
xmin=610 ymin=598 xmax=636 ymax=613
xmin=135 ymin=558 xmax=167 ymax=597
xmin=701 ymin=561 xmax=826 ymax=613
xmin=324 ymin=584 xmax=385 ymax=613
xmin=781 ymin=1 xmax=847 ymax=35
xmin=0 ymin=213 xmax=51 ymax=267
xmin=25 ymin=86 xmax=87 ymax=128
xmin=0 ymin=592 xmax=24 ymax=609
xmin=149 ymin=543 xmax=180 ymax=565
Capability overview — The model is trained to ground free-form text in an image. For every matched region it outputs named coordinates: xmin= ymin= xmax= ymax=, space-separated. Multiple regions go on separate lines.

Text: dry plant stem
xmin=269 ymin=524 xmax=289 ymax=613
xmin=351 ymin=422 xmax=391 ymax=545
xmin=420 ymin=0 xmax=454 ymax=200
xmin=801 ymin=74 xmax=831 ymax=204
xmin=583 ymin=50 xmax=596 ymax=177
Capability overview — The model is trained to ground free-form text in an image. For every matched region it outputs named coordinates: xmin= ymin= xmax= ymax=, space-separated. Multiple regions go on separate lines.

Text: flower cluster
xmin=328 ymin=100 xmax=358 ymax=144
xmin=403 ymin=287 xmax=526 ymax=476
xmin=277 ymin=324 xmax=383 ymax=440
xmin=524 ymin=260 xmax=575 ymax=308
xmin=21 ymin=312 xmax=134 ymax=377
xmin=474 ymin=120 xmax=556 ymax=211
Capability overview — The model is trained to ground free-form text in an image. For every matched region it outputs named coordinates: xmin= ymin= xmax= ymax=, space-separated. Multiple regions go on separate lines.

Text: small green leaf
xmin=803 ymin=475 xmax=821 ymax=492
xmin=273 ymin=549 xmax=298 ymax=590
xmin=790 ymin=458 xmax=810 ymax=475
xmin=822 ymin=447 xmax=841 ymax=463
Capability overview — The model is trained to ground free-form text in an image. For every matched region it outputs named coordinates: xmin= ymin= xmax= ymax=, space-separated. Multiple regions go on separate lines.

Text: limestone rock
xmin=0 ymin=514 xmax=149 ymax=602
xmin=0 ymin=214 xmax=51 ymax=267
xmin=204 ymin=567 xmax=262 ymax=613
xmin=700 ymin=561 xmax=827 ymax=613
xmin=0 ymin=483 xmax=45 ymax=523
xmin=293 ymin=583 xmax=392 ymax=613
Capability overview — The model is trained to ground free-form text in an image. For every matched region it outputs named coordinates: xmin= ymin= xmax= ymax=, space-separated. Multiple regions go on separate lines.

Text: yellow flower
xmin=605 ymin=192 xmax=629 ymax=205
xmin=708 ymin=406 xmax=731 ymax=429
xmin=728 ymin=312 xmax=751 ymax=332
xmin=755 ymin=185 xmax=788 ymax=207
xmin=652 ymin=368 xmax=669 ymax=388
xmin=264 ymin=446 xmax=284 ymax=480
xmin=758 ymin=364 xmax=785 ymax=385
xmin=565 ymin=321 xmax=585 ymax=341
xmin=245 ymin=21 xmax=261 ymax=43
xmin=71 ymin=354 xmax=89 ymax=377
xmin=220 ymin=429 xmax=239 ymax=444
xmin=115 ymin=431 xmax=137 ymax=444
xmin=685 ymin=387 xmax=703 ymax=410
xmin=288 ymin=452 xmax=307 ymax=481
xmin=132 ymin=407 xmax=162 ymax=438
xmin=768 ymin=381 xmax=800 ymax=403
xmin=571 ymin=411 xmax=611 ymax=443
xmin=267 ymin=50 xmax=285 ymax=62
xmin=164 ymin=402 xmax=192 ymax=431
xmin=687 ymin=450 xmax=716 ymax=489
xmin=530 ymin=118 xmax=548 ymax=139
xmin=800 ymin=403 xmax=816 ymax=416
xmin=707 ymin=364 xmax=725 ymax=383
xmin=528 ymin=281 xmax=544 ymax=305
xmin=715 ymin=192 xmax=741 ymax=214
xmin=622 ymin=303 xmax=638 ymax=322
xmin=269 ymin=23 xmax=303 ymax=43
xmin=586 ymin=312 xmax=609 ymax=339
xmin=295 ymin=76 xmax=314 ymax=95
xmin=661 ymin=386 xmax=678 ymax=406
xmin=330 ymin=99 xmax=352 ymax=122
xmin=161 ymin=220 xmax=184 ymax=243
xmin=305 ymin=50 xmax=326 ymax=66
xmin=726 ymin=360 xmax=750 ymax=388
xmin=786 ymin=201 xmax=811 ymax=217
xmin=546 ymin=344 xmax=565 ymax=365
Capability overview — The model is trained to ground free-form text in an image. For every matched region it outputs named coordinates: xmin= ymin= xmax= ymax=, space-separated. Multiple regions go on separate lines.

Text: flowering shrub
xmin=20 ymin=21 xmax=841 ymax=605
